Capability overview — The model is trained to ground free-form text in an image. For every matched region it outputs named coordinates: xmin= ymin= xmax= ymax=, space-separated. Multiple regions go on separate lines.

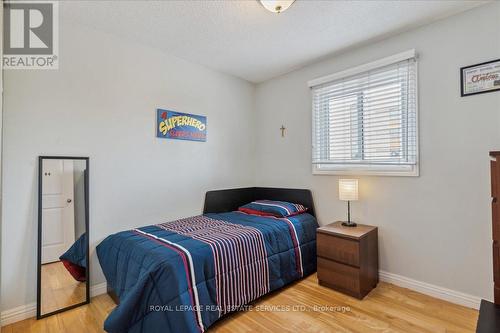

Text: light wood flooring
xmin=40 ymin=261 xmax=87 ymax=315
xmin=3 ymin=274 xmax=478 ymax=333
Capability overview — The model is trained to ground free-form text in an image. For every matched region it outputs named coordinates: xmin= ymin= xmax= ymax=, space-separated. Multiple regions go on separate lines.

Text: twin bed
xmin=96 ymin=187 xmax=318 ymax=333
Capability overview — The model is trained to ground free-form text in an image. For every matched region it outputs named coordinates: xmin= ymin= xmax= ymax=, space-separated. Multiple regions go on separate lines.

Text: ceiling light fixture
xmin=259 ymin=0 xmax=295 ymax=14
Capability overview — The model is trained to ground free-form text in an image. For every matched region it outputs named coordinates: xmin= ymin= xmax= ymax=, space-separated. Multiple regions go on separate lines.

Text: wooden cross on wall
xmin=280 ymin=125 xmax=286 ymax=137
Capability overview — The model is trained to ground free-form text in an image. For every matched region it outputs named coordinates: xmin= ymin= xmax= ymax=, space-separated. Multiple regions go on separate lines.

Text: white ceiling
xmin=61 ymin=0 xmax=488 ymax=83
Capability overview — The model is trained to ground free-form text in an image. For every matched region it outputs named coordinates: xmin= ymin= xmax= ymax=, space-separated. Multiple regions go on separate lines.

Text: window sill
xmin=312 ymin=165 xmax=419 ymax=177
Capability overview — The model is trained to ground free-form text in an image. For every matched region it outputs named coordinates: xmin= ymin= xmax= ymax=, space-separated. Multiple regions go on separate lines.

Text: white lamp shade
xmin=339 ymin=179 xmax=358 ymax=201
xmin=259 ymin=0 xmax=295 ymax=13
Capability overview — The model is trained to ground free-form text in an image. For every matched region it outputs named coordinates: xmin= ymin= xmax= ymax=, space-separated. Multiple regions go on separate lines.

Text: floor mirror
xmin=37 ymin=156 xmax=90 ymax=318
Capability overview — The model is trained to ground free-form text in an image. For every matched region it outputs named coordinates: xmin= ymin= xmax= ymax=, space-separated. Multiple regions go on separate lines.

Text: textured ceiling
xmin=61 ymin=0 xmax=488 ymax=83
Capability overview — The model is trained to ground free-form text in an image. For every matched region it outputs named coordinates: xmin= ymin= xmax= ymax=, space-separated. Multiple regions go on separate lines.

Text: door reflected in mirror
xmin=38 ymin=157 xmax=89 ymax=318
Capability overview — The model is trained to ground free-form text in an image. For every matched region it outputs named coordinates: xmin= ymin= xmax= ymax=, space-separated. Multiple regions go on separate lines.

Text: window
xmin=309 ymin=50 xmax=418 ymax=176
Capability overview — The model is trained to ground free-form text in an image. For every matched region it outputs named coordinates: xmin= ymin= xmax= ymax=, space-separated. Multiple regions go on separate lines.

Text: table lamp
xmin=339 ymin=179 xmax=358 ymax=227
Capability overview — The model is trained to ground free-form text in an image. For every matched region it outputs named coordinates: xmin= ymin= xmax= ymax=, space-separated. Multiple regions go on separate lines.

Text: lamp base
xmin=341 ymin=221 xmax=357 ymax=227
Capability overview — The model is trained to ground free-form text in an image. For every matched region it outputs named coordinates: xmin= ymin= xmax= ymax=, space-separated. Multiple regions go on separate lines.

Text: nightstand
xmin=317 ymin=221 xmax=378 ymax=299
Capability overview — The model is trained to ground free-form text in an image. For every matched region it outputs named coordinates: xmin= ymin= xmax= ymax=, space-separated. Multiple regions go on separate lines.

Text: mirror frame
xmin=37 ymin=156 xmax=90 ymax=319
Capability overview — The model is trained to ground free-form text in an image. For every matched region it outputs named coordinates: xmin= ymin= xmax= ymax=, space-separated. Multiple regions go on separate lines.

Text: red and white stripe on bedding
xmin=157 ymin=216 xmax=270 ymax=316
xmin=237 ymin=211 xmax=304 ymax=277
xmin=133 ymin=228 xmax=206 ymax=332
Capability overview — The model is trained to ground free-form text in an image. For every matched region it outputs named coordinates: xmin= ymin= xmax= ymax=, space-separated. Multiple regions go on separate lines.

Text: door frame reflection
xmin=37 ymin=156 xmax=90 ymax=319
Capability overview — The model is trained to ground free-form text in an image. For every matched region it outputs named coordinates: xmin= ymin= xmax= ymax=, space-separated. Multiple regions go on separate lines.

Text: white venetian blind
xmin=311 ymin=53 xmax=417 ymax=170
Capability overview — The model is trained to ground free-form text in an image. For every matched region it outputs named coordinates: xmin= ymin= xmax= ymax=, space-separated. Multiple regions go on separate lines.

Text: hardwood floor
xmin=40 ymin=261 xmax=87 ymax=315
xmin=3 ymin=274 xmax=478 ymax=333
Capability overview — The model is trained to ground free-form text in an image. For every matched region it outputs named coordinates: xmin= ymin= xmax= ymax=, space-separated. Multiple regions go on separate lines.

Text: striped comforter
xmin=97 ymin=211 xmax=318 ymax=333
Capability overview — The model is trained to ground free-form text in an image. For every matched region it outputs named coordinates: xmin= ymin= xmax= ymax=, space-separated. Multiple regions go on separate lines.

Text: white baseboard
xmin=379 ymin=270 xmax=482 ymax=310
xmin=0 ymin=282 xmax=108 ymax=327
xmin=90 ymin=282 xmax=107 ymax=297
xmin=0 ymin=303 xmax=36 ymax=327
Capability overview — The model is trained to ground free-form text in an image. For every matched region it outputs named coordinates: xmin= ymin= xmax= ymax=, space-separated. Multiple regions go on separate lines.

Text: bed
xmin=96 ymin=187 xmax=318 ymax=333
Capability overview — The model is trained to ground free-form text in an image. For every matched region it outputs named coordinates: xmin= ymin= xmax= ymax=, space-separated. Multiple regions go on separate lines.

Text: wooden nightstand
xmin=317 ymin=221 xmax=378 ymax=299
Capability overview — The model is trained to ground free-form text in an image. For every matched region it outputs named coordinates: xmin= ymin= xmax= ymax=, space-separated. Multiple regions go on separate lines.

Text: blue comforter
xmin=97 ymin=212 xmax=318 ymax=333
xmin=60 ymin=233 xmax=87 ymax=268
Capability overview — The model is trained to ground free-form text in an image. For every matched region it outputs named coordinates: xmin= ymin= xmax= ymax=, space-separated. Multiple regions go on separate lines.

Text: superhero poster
xmin=156 ymin=109 xmax=207 ymax=142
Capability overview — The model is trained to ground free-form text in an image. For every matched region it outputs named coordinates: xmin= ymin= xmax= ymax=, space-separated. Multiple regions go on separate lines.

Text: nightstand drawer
xmin=317 ymin=257 xmax=360 ymax=295
xmin=317 ymin=232 xmax=359 ymax=266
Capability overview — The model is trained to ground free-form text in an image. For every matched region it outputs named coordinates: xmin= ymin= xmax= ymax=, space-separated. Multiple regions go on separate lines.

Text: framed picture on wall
xmin=461 ymin=59 xmax=500 ymax=97
xmin=156 ymin=109 xmax=207 ymax=142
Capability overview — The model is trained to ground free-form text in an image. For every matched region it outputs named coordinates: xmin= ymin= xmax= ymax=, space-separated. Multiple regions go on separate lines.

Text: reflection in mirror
xmin=38 ymin=157 xmax=89 ymax=318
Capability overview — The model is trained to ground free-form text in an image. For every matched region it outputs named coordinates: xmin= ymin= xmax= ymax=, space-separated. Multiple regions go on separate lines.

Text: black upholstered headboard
xmin=203 ymin=187 xmax=316 ymax=218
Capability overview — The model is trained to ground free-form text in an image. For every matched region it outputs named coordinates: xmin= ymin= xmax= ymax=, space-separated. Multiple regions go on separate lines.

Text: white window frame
xmin=308 ymin=50 xmax=419 ymax=177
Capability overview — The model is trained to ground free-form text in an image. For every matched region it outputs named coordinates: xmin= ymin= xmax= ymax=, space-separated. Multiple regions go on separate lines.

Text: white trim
xmin=0 ymin=282 xmax=108 ymax=326
xmin=379 ymin=270 xmax=482 ymax=310
xmin=0 ymin=302 xmax=36 ymax=326
xmin=90 ymin=282 xmax=107 ymax=297
xmin=307 ymin=49 xmax=416 ymax=87
xmin=312 ymin=164 xmax=419 ymax=177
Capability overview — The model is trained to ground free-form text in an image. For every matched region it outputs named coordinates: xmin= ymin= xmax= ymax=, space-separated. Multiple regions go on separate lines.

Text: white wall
xmin=254 ymin=2 xmax=500 ymax=301
xmin=0 ymin=21 xmax=255 ymax=311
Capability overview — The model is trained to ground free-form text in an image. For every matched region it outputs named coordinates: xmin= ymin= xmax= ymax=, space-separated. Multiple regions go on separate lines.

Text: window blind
xmin=311 ymin=55 xmax=417 ymax=171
